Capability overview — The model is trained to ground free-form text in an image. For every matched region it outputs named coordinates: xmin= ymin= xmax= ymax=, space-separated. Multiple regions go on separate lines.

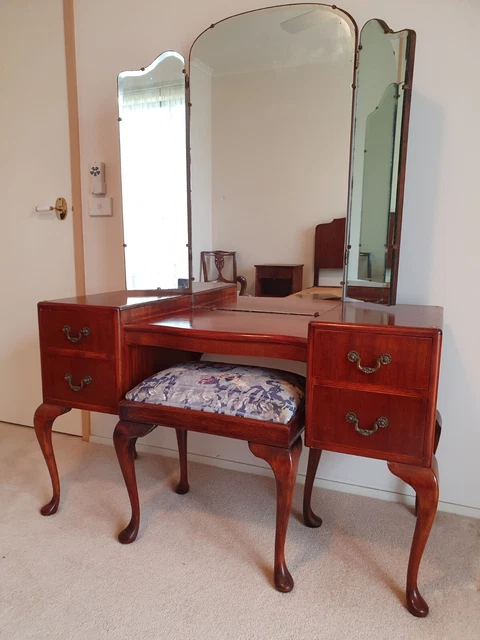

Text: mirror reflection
xmin=346 ymin=20 xmax=414 ymax=304
xmin=118 ymin=51 xmax=189 ymax=290
xmin=189 ymin=4 xmax=356 ymax=297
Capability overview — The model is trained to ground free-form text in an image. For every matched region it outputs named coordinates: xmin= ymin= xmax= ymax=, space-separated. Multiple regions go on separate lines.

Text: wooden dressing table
xmin=35 ymin=281 xmax=442 ymax=617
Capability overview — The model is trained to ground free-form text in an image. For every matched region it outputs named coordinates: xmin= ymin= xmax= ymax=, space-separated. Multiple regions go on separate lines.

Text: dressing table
xmin=34 ymin=3 xmax=443 ymax=619
xmin=35 ymin=283 xmax=442 ymax=617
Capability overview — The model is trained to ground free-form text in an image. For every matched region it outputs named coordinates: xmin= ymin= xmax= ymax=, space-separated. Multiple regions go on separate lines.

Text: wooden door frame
xmin=63 ymin=0 xmax=90 ymax=440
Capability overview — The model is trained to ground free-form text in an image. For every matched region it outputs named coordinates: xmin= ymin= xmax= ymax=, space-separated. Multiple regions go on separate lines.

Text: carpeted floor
xmin=1 ymin=422 xmax=479 ymax=640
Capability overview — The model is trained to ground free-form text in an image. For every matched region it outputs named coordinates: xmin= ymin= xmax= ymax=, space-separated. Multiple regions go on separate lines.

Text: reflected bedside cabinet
xmin=255 ymin=264 xmax=304 ymax=297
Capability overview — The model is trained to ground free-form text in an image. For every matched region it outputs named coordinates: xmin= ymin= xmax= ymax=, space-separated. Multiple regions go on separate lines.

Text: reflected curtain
xmin=119 ymin=83 xmax=188 ymax=289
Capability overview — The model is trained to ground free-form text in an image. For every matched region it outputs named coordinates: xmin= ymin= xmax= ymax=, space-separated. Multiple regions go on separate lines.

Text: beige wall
xmin=190 ymin=61 xmax=213 ymax=281
xmin=73 ymin=0 xmax=480 ymax=516
xmin=206 ymin=63 xmax=351 ymax=293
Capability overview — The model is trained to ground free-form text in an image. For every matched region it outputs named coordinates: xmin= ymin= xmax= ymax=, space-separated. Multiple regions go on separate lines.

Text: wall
xmin=190 ymin=61 xmax=213 ymax=281
xmin=74 ymin=0 xmax=480 ymax=517
xmin=207 ymin=63 xmax=351 ymax=293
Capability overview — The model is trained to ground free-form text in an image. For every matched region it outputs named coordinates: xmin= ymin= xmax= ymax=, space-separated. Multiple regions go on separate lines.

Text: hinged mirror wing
xmin=118 ymin=51 xmax=191 ymax=292
xmin=345 ymin=20 xmax=415 ymax=305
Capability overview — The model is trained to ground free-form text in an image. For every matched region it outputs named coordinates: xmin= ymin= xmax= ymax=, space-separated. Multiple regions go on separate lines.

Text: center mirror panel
xmin=189 ymin=4 xmax=356 ymax=297
xmin=118 ymin=52 xmax=189 ymax=291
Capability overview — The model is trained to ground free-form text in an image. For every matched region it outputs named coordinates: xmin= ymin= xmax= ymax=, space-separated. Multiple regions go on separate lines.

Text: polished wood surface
xmin=346 ymin=285 xmax=391 ymax=305
xmin=249 ymin=438 xmax=302 ymax=592
xmin=34 ymin=284 xmax=444 ymax=614
xmin=34 ymin=403 xmax=72 ymax=515
xmin=309 ymin=326 xmax=434 ymax=392
xmin=119 ymin=401 xmax=304 ymax=449
xmin=388 ymin=457 xmax=439 ymax=617
xmin=304 ymin=319 xmax=442 ymax=615
xmin=308 ymin=386 xmax=428 ymax=464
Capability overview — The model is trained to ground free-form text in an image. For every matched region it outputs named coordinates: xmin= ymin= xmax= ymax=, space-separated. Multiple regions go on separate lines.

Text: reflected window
xmin=118 ymin=52 xmax=189 ymax=290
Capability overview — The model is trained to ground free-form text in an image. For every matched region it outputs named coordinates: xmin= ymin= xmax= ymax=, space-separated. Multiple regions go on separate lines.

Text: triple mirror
xmin=117 ymin=4 xmax=415 ymax=305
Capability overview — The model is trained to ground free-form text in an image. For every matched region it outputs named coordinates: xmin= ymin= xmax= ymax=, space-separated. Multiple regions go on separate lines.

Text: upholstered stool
xmin=114 ymin=361 xmax=305 ymax=592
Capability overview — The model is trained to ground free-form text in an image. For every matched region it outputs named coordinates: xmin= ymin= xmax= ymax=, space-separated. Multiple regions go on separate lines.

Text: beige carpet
xmin=1 ymin=423 xmax=479 ymax=640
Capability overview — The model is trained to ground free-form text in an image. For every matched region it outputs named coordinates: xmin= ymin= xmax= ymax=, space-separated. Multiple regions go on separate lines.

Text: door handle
xmin=35 ymin=197 xmax=68 ymax=220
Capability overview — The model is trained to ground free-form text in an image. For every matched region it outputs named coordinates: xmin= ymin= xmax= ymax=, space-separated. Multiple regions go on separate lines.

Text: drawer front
xmin=38 ymin=307 xmax=116 ymax=355
xmin=41 ymin=354 xmax=118 ymax=411
xmin=311 ymin=330 xmax=432 ymax=392
xmin=306 ymin=386 xmax=427 ymax=462
xmin=256 ymin=266 xmax=293 ymax=280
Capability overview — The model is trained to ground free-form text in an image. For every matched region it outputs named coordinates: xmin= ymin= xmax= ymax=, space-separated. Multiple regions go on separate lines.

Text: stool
xmin=113 ymin=361 xmax=305 ymax=592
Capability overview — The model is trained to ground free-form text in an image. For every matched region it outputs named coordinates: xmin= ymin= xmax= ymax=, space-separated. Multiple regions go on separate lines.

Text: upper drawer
xmin=256 ymin=266 xmax=296 ymax=280
xmin=38 ymin=306 xmax=116 ymax=355
xmin=310 ymin=329 xmax=432 ymax=392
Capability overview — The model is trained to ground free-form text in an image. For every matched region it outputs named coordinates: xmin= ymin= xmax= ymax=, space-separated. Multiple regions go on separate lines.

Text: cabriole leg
xmin=415 ymin=418 xmax=441 ymax=516
xmin=388 ymin=457 xmax=439 ymax=617
xmin=114 ymin=420 xmax=157 ymax=544
xmin=303 ymin=447 xmax=323 ymax=528
xmin=34 ymin=403 xmax=71 ymax=515
xmin=248 ymin=438 xmax=302 ymax=593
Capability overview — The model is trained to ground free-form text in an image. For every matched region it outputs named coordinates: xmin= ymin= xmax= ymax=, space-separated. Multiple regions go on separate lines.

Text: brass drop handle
xmin=65 ymin=374 xmax=92 ymax=392
xmin=346 ymin=412 xmax=388 ymax=436
xmin=63 ymin=325 xmax=90 ymax=343
xmin=347 ymin=350 xmax=392 ymax=374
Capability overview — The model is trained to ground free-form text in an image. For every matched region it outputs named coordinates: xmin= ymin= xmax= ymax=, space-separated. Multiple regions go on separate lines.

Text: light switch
xmin=88 ymin=197 xmax=113 ymax=217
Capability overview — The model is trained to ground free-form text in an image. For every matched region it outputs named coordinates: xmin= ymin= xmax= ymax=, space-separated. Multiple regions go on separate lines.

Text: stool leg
xmin=114 ymin=420 xmax=157 ymax=544
xmin=303 ymin=448 xmax=323 ymax=528
xmin=248 ymin=438 xmax=302 ymax=593
xmin=174 ymin=428 xmax=189 ymax=494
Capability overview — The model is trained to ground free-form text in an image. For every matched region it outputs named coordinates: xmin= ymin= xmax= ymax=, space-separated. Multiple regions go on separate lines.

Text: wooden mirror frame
xmin=115 ymin=5 xmax=415 ymax=304
xmin=344 ymin=19 xmax=416 ymax=305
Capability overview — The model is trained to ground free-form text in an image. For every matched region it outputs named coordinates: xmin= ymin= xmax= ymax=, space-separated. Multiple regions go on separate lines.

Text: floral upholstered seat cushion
xmin=125 ymin=361 xmax=305 ymax=424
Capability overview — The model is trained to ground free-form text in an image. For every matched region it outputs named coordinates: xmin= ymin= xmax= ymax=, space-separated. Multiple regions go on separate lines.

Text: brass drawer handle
xmin=63 ymin=325 xmax=90 ymax=343
xmin=346 ymin=412 xmax=388 ymax=436
xmin=347 ymin=350 xmax=392 ymax=374
xmin=65 ymin=373 xmax=92 ymax=392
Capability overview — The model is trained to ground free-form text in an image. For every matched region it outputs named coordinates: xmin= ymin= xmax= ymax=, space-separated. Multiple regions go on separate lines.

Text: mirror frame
xmin=116 ymin=5 xmax=417 ymax=304
xmin=117 ymin=50 xmax=192 ymax=295
xmin=344 ymin=18 xmax=416 ymax=305
xmin=186 ymin=3 xmax=358 ymax=299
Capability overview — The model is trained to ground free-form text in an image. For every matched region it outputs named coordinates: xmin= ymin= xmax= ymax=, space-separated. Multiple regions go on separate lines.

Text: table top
xmin=127 ymin=297 xmax=444 ymax=337
xmin=254 ymin=264 xmax=304 ymax=268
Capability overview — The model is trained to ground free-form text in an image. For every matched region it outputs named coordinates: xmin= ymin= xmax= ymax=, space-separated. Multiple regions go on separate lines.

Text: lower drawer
xmin=41 ymin=354 xmax=118 ymax=412
xmin=306 ymin=386 xmax=428 ymax=463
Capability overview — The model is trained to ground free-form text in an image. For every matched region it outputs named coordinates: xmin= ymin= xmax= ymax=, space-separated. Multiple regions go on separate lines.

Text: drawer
xmin=310 ymin=329 xmax=432 ymax=392
xmin=38 ymin=306 xmax=116 ymax=355
xmin=256 ymin=266 xmax=295 ymax=280
xmin=41 ymin=354 xmax=118 ymax=411
xmin=306 ymin=385 xmax=428 ymax=463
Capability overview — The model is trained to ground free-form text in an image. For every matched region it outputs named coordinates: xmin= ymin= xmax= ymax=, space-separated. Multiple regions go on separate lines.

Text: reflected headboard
xmin=313 ymin=218 xmax=346 ymax=286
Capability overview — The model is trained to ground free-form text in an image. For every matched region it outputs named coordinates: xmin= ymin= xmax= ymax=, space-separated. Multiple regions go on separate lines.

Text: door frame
xmin=63 ymin=0 xmax=89 ymax=440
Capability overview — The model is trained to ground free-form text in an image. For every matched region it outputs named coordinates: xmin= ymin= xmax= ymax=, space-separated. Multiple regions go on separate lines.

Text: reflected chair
xmin=200 ymin=250 xmax=247 ymax=295
xmin=113 ymin=361 xmax=305 ymax=592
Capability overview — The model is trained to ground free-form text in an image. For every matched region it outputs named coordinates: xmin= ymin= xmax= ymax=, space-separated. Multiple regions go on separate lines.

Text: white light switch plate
xmin=88 ymin=197 xmax=113 ymax=217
